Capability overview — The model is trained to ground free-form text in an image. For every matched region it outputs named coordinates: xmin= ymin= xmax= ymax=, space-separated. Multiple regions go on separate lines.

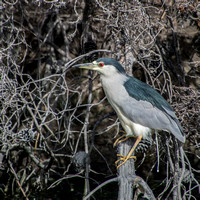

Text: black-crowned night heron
xmin=73 ymin=57 xmax=185 ymax=168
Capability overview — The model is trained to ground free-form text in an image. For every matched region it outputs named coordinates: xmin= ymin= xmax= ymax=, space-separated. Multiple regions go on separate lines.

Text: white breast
xmin=100 ymin=73 xmax=152 ymax=139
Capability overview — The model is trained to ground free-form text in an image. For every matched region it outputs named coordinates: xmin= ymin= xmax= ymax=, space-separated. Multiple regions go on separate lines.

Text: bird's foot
xmin=115 ymin=134 xmax=143 ymax=169
xmin=115 ymin=154 xmax=136 ymax=169
xmin=113 ymin=134 xmax=133 ymax=147
xmin=113 ymin=134 xmax=126 ymax=147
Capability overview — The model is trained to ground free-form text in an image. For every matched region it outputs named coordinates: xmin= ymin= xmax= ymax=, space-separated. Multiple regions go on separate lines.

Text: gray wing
xmin=120 ymin=77 xmax=185 ymax=143
xmin=118 ymin=97 xmax=185 ymax=143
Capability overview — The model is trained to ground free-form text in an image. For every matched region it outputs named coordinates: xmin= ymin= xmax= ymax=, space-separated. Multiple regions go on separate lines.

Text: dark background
xmin=0 ymin=0 xmax=200 ymax=199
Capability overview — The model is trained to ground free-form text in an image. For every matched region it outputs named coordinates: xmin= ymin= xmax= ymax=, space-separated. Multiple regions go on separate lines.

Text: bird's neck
xmin=100 ymin=73 xmax=128 ymax=85
xmin=100 ymin=73 xmax=128 ymax=97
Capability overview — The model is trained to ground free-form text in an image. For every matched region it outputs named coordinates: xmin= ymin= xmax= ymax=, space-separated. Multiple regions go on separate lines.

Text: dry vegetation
xmin=0 ymin=0 xmax=200 ymax=199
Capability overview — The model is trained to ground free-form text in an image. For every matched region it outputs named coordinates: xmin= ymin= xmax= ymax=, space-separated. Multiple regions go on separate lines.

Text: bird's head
xmin=73 ymin=57 xmax=126 ymax=76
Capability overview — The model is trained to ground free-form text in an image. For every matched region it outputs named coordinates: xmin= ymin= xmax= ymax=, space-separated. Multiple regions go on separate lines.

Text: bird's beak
xmin=73 ymin=62 xmax=98 ymax=70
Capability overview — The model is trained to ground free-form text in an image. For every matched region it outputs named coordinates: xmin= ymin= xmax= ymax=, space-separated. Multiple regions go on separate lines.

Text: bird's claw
xmin=115 ymin=154 xmax=136 ymax=169
xmin=113 ymin=134 xmax=127 ymax=147
xmin=113 ymin=133 xmax=133 ymax=147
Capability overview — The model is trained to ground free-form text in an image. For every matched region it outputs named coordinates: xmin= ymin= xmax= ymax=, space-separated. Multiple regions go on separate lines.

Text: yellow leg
xmin=113 ymin=130 xmax=135 ymax=147
xmin=115 ymin=135 xmax=134 ymax=146
xmin=116 ymin=134 xmax=143 ymax=169
xmin=115 ymin=154 xmax=136 ymax=166
xmin=113 ymin=134 xmax=126 ymax=147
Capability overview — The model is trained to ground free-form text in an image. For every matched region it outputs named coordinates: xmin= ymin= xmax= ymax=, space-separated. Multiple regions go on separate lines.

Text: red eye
xmin=99 ymin=62 xmax=104 ymax=67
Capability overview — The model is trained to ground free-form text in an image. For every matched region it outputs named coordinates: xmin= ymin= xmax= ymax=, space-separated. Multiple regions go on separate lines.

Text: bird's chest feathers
xmin=100 ymin=75 xmax=151 ymax=138
xmin=100 ymin=75 xmax=130 ymax=120
xmin=100 ymin=75 xmax=128 ymax=104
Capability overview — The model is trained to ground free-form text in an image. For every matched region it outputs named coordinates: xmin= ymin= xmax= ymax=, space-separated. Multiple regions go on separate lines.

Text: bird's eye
xmin=98 ymin=62 xmax=104 ymax=67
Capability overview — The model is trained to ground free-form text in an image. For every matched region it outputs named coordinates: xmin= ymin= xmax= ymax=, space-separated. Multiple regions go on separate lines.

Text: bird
xmin=73 ymin=57 xmax=185 ymax=168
